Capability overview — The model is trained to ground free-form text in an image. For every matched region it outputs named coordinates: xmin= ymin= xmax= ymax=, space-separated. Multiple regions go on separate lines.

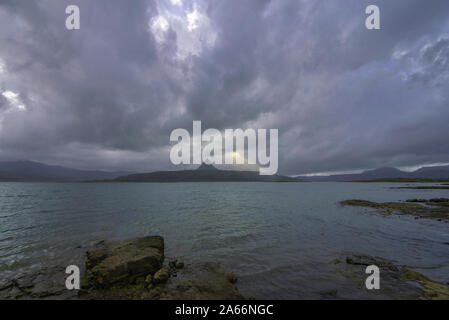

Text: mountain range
xmin=296 ymin=166 xmax=449 ymax=182
xmin=1 ymin=160 xmax=449 ymax=182
xmin=0 ymin=160 xmax=130 ymax=182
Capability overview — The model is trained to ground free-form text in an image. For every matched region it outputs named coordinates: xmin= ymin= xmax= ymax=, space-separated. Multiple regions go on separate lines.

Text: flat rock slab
xmin=0 ymin=266 xmax=78 ymax=300
xmin=331 ymin=253 xmax=449 ymax=300
xmin=86 ymin=236 xmax=164 ymax=288
xmin=158 ymin=261 xmax=243 ymax=300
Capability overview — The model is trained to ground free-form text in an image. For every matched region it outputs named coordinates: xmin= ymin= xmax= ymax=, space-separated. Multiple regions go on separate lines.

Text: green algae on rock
xmin=399 ymin=268 xmax=449 ymax=300
xmin=341 ymin=199 xmax=449 ymax=221
xmin=335 ymin=254 xmax=449 ymax=300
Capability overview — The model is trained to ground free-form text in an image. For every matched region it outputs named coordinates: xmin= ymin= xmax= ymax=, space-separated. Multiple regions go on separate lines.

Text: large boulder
xmin=86 ymin=236 xmax=164 ymax=288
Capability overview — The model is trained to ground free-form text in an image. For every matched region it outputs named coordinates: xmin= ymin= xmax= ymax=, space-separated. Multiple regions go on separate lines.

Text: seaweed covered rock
xmin=341 ymin=199 xmax=449 ymax=221
xmin=400 ymin=268 xmax=449 ymax=300
xmin=334 ymin=253 xmax=449 ymax=300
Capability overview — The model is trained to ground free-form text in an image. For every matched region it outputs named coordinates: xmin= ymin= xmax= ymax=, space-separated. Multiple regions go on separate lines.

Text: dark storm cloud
xmin=0 ymin=0 xmax=448 ymax=174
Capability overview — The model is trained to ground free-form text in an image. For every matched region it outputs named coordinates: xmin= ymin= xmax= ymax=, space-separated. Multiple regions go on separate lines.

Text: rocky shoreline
xmin=391 ymin=186 xmax=449 ymax=190
xmin=0 ymin=236 xmax=244 ymax=300
xmin=341 ymin=198 xmax=449 ymax=221
xmin=331 ymin=254 xmax=449 ymax=300
xmin=1 ymin=236 xmax=448 ymax=300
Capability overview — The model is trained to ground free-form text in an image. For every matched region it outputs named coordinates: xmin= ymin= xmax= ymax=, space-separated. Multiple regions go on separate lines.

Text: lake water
xmin=0 ymin=182 xmax=448 ymax=299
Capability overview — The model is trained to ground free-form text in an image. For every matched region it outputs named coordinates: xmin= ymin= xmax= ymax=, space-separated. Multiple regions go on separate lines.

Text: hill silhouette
xmin=114 ymin=164 xmax=296 ymax=182
xmin=0 ymin=160 xmax=130 ymax=182
xmin=296 ymin=166 xmax=449 ymax=182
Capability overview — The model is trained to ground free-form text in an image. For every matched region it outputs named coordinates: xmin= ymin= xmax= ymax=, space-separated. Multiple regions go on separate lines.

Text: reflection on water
xmin=0 ymin=182 xmax=448 ymax=298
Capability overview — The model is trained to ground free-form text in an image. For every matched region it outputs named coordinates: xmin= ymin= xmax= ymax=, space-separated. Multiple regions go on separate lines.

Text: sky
xmin=0 ymin=0 xmax=448 ymax=175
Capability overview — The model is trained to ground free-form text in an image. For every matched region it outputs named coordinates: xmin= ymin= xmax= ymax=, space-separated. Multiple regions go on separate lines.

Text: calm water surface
xmin=0 ymin=182 xmax=448 ymax=298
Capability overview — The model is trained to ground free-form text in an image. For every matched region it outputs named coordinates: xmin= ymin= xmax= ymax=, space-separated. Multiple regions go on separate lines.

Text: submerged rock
xmin=0 ymin=266 xmax=78 ymax=300
xmin=346 ymin=254 xmax=398 ymax=271
xmin=335 ymin=253 xmax=449 ymax=300
xmin=156 ymin=261 xmax=244 ymax=300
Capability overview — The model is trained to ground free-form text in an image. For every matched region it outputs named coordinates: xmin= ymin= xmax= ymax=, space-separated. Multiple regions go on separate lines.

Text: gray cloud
xmin=0 ymin=0 xmax=448 ymax=174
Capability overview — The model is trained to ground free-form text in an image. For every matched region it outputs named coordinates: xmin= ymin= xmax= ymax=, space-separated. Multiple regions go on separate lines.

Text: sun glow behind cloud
xmin=170 ymin=0 xmax=183 ymax=7
xmin=2 ymin=90 xmax=26 ymax=110
xmin=149 ymin=1 xmax=216 ymax=59
xmin=186 ymin=5 xmax=201 ymax=31
xmin=150 ymin=15 xmax=169 ymax=42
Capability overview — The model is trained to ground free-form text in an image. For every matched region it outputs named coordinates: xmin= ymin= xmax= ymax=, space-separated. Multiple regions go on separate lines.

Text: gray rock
xmin=86 ymin=236 xmax=164 ymax=288
xmin=145 ymin=274 xmax=153 ymax=285
xmin=157 ymin=261 xmax=244 ymax=300
xmin=346 ymin=254 xmax=399 ymax=271
xmin=153 ymin=267 xmax=170 ymax=284
xmin=169 ymin=259 xmax=177 ymax=269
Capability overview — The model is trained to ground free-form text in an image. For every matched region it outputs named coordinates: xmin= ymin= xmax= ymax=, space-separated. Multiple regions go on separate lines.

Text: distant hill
xmin=0 ymin=160 xmax=131 ymax=182
xmin=3 ymin=160 xmax=447 ymax=183
xmin=114 ymin=163 xmax=297 ymax=182
xmin=411 ymin=165 xmax=449 ymax=179
xmin=296 ymin=166 xmax=449 ymax=182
